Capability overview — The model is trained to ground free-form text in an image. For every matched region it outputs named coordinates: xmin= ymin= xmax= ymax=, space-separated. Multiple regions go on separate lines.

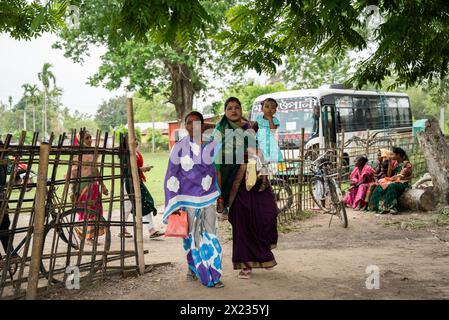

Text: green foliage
xmin=406 ymin=78 xmax=449 ymax=133
xmin=11 ymin=130 xmax=34 ymax=144
xmin=133 ymin=93 xmax=177 ymax=122
xmin=146 ymin=129 xmax=169 ymax=151
xmin=115 ymin=125 xmax=142 ymax=144
xmin=62 ymin=108 xmax=98 ymax=133
xmin=281 ymin=51 xmax=353 ymax=89
xmin=221 ymin=81 xmax=287 ymax=115
xmin=94 ymin=96 xmax=128 ymax=132
xmin=219 ymin=0 xmax=449 ymax=89
xmin=54 ymin=0 xmax=239 ymax=121
xmin=109 ymin=0 xmax=212 ymax=48
xmin=0 ymin=0 xmax=67 ymax=40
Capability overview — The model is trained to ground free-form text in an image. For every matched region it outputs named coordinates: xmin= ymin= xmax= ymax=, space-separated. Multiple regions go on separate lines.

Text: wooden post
xmin=298 ymin=128 xmax=305 ymax=213
xmin=126 ymin=98 xmax=145 ymax=275
xmin=26 ymin=142 xmax=50 ymax=300
xmin=338 ymin=129 xmax=345 ymax=187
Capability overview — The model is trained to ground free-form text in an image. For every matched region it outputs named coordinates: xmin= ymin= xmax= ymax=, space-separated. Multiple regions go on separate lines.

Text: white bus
xmin=250 ymin=88 xmax=412 ymax=170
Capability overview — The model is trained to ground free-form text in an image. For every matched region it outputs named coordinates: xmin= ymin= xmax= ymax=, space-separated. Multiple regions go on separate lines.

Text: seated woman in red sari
xmin=368 ymin=147 xmax=412 ymax=214
xmin=70 ymin=132 xmax=109 ymax=245
xmin=343 ymin=156 xmax=374 ymax=210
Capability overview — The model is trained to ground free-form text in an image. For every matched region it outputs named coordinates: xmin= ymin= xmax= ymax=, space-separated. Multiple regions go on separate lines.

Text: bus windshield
xmin=250 ymin=96 xmax=318 ymax=133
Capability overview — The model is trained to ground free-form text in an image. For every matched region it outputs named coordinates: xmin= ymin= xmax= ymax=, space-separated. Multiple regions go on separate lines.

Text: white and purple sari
xmin=163 ymin=136 xmax=222 ymax=287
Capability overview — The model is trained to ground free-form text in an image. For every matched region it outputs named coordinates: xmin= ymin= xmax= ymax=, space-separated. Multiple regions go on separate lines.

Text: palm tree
xmin=38 ymin=63 xmax=56 ymax=140
xmin=22 ymin=84 xmax=40 ymax=132
xmin=21 ymin=84 xmax=31 ymax=130
xmin=28 ymin=85 xmax=40 ymax=132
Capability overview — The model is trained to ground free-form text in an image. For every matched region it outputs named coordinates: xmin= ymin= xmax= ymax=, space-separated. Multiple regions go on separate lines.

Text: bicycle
xmin=39 ymin=184 xmax=111 ymax=283
xmin=0 ymin=184 xmax=111 ymax=284
xmin=308 ymin=152 xmax=348 ymax=228
xmin=270 ymin=177 xmax=293 ymax=214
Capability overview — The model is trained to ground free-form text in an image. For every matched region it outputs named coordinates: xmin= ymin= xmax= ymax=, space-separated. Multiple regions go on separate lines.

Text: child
xmin=255 ymin=98 xmax=283 ymax=192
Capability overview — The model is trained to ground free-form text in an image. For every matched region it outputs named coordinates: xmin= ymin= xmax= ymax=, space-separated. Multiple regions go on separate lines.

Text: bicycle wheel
xmin=40 ymin=208 xmax=111 ymax=283
xmin=336 ymin=202 xmax=348 ymax=228
xmin=309 ymin=176 xmax=330 ymax=212
xmin=328 ymin=180 xmax=348 ymax=228
xmin=270 ymin=178 xmax=293 ymax=214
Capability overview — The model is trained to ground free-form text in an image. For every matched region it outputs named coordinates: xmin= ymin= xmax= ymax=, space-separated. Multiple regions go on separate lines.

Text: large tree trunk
xmin=399 ymin=188 xmax=435 ymax=211
xmin=164 ymin=60 xmax=194 ymax=127
xmin=416 ymin=118 xmax=449 ymax=205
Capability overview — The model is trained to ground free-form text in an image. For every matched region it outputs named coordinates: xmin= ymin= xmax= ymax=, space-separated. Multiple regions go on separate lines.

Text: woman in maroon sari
xmin=214 ymin=97 xmax=278 ymax=279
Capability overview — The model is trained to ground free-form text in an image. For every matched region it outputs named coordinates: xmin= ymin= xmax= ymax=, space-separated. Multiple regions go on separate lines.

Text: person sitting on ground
xmin=367 ymin=147 xmax=413 ymax=214
xmin=343 ymin=155 xmax=374 ymax=210
xmin=364 ymin=149 xmax=397 ymax=207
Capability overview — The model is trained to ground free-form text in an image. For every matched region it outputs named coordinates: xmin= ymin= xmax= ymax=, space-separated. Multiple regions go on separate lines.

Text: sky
xmin=0 ymin=32 xmax=269 ymax=117
xmin=0 ymin=33 xmax=124 ymax=116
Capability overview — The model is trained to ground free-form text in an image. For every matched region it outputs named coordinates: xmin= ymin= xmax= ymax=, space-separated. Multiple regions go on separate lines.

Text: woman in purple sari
xmin=214 ymin=97 xmax=278 ymax=279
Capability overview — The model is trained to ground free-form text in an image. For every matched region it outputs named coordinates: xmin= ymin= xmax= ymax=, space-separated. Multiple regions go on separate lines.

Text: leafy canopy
xmin=0 ymin=0 xmax=67 ymax=40
xmin=219 ymin=0 xmax=449 ymax=89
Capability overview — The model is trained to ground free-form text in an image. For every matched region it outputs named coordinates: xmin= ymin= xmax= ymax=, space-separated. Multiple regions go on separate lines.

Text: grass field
xmin=140 ymin=151 xmax=169 ymax=207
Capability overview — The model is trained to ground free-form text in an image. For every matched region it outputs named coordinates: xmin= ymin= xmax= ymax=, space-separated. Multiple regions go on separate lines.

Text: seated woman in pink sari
xmin=70 ymin=132 xmax=109 ymax=245
xmin=344 ymin=156 xmax=374 ymax=210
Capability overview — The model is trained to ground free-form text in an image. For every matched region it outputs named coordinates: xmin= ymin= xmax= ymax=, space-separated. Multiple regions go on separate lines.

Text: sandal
xmin=118 ymin=231 xmax=132 ymax=238
xmin=214 ymin=280 xmax=225 ymax=288
xmin=238 ymin=269 xmax=251 ymax=279
xmin=85 ymin=239 xmax=103 ymax=246
xmin=150 ymin=230 xmax=165 ymax=239
xmin=186 ymin=272 xmax=198 ymax=281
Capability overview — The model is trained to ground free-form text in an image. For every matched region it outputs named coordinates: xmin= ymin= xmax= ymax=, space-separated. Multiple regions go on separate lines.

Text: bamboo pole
xmin=338 ymin=129 xmax=345 ymax=187
xmin=298 ymin=128 xmax=305 ymax=213
xmin=126 ymin=98 xmax=145 ymax=275
xmin=26 ymin=142 xmax=50 ymax=300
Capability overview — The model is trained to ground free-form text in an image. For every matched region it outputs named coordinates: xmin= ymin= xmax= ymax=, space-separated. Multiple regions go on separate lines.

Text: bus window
xmin=335 ymin=95 xmax=356 ymax=132
xmin=398 ymin=97 xmax=412 ymax=127
xmin=353 ymin=96 xmax=369 ymax=131
xmin=337 ymin=107 xmax=355 ymax=132
xmin=385 ymin=97 xmax=399 ymax=128
xmin=368 ymin=97 xmax=383 ymax=129
xmin=323 ymin=105 xmax=337 ymax=148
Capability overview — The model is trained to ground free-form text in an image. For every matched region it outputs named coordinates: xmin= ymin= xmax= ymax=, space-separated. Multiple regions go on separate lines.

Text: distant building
xmin=125 ymin=122 xmax=169 ymax=136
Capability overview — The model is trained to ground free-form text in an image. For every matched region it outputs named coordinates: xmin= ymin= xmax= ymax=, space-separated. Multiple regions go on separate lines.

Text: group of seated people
xmin=344 ymin=147 xmax=413 ymax=214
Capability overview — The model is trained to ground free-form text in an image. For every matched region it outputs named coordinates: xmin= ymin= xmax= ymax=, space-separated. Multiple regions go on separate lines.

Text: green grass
xmin=140 ymin=151 xmax=169 ymax=208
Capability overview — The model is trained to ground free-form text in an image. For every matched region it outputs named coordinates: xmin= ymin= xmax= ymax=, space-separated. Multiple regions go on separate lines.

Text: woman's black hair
xmin=184 ymin=111 xmax=204 ymax=124
xmin=356 ymin=155 xmax=368 ymax=166
xmin=224 ymin=97 xmax=241 ymax=110
xmin=392 ymin=147 xmax=408 ymax=160
xmin=261 ymin=97 xmax=278 ymax=108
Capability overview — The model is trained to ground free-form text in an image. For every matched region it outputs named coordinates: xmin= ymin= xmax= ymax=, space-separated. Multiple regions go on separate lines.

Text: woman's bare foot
xmin=238 ymin=268 xmax=252 ymax=279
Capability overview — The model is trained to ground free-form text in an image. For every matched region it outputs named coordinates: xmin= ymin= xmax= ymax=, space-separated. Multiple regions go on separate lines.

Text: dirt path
xmin=46 ymin=208 xmax=449 ymax=300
